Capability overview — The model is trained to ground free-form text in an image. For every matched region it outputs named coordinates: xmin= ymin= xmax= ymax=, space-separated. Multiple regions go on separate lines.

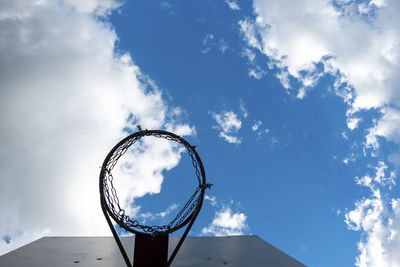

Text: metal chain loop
xmin=100 ymin=129 xmax=210 ymax=235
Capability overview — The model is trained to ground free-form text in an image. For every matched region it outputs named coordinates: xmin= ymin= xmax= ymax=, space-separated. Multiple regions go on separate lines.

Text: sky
xmin=0 ymin=0 xmax=400 ymax=266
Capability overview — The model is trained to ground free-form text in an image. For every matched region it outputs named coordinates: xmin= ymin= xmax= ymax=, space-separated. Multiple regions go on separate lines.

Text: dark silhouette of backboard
xmin=0 ymin=235 xmax=306 ymax=266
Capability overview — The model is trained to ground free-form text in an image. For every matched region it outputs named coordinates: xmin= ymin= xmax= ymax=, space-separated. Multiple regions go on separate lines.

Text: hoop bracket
xmin=134 ymin=233 xmax=168 ymax=267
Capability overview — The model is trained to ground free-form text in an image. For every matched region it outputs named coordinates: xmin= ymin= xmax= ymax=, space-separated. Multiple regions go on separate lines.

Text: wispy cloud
xmin=160 ymin=1 xmax=178 ymax=15
xmin=241 ymin=1 xmax=400 ymax=264
xmin=211 ymin=111 xmax=242 ymax=144
xmin=218 ymin=39 xmax=229 ymax=53
xmin=201 ymin=34 xmax=215 ymax=54
xmin=239 ymin=100 xmax=248 ymax=119
xmin=224 ymin=0 xmax=240 ymax=11
xmin=241 ymin=48 xmax=266 ymax=80
xmin=201 ymin=33 xmax=230 ymax=54
xmin=205 ymin=195 xmax=217 ymax=207
xmin=252 ymin=120 xmax=262 ymax=131
xmin=136 ymin=203 xmax=178 ymax=223
xmin=345 ymin=161 xmax=398 ymax=266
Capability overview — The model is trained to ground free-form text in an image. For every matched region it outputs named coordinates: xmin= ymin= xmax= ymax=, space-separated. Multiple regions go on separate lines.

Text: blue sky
xmin=1 ymin=0 xmax=400 ymax=266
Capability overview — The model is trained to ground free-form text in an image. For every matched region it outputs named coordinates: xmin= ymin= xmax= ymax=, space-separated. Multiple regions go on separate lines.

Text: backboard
xmin=0 ymin=235 xmax=306 ymax=266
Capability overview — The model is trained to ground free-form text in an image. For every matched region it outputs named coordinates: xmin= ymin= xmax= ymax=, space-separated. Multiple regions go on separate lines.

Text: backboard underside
xmin=0 ymin=235 xmax=306 ymax=267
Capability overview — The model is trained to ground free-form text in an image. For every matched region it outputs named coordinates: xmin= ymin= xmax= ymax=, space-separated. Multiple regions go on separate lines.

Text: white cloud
xmin=201 ymin=33 xmax=215 ymax=54
xmin=248 ymin=66 xmax=266 ymax=80
xmin=241 ymin=3 xmax=400 ymax=263
xmin=0 ymin=229 xmax=50 ymax=256
xmin=112 ymin=138 xmax=187 ymax=216
xmin=342 ymin=131 xmax=349 ymax=140
xmin=201 ymin=34 xmax=230 ymax=54
xmin=354 ymin=162 xmax=396 ymax=189
xmin=347 ymin=117 xmax=362 ymax=130
xmin=136 ymin=203 xmax=178 ymax=223
xmin=218 ymin=39 xmax=229 ymax=53
xmin=213 ymin=111 xmax=241 ymax=133
xmin=63 ymin=0 xmax=121 ymax=15
xmin=238 ymin=19 xmax=262 ymax=51
xmin=212 ymin=111 xmax=242 ymax=144
xmin=239 ymin=100 xmax=248 ymax=119
xmin=225 ymin=0 xmax=240 ymax=11
xmin=242 ymin=48 xmax=256 ymax=64
xmin=0 ymin=0 xmax=192 ymax=255
xmin=160 ymin=1 xmax=177 ymax=15
xmin=241 ymin=0 xmax=400 ymax=112
xmin=201 ymin=207 xmax=247 ymax=236
xmin=345 ymin=162 xmax=400 ymax=267
xmin=205 ymin=195 xmax=217 ymax=207
xmin=276 ymin=71 xmax=291 ymax=90
xmin=219 ymin=132 xmax=241 ymax=144
xmin=343 ymin=152 xmax=357 ymax=165
xmin=252 ymin=120 xmax=262 ymax=131
xmin=388 ymin=153 xmax=400 ymax=168
xmin=241 ymin=48 xmax=267 ymax=79
xmin=366 ymin=108 xmax=400 ymax=150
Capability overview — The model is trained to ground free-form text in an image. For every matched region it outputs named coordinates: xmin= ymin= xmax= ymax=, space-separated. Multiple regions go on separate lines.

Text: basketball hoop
xmin=99 ymin=128 xmax=211 ymax=266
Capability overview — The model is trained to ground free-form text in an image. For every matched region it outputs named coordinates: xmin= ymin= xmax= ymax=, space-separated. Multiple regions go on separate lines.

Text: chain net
xmin=101 ymin=130 xmax=208 ymax=235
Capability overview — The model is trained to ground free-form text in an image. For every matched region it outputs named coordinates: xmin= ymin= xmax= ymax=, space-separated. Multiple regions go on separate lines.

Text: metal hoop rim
xmin=99 ymin=129 xmax=207 ymax=236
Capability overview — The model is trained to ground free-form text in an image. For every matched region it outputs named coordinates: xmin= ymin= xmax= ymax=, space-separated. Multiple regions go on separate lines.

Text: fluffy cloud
xmin=366 ymin=108 xmax=400 ymax=149
xmin=211 ymin=111 xmax=242 ymax=144
xmin=201 ymin=207 xmax=248 ymax=236
xmin=347 ymin=117 xmax=362 ymax=131
xmin=112 ymin=137 xmax=187 ymax=216
xmin=0 ymin=0 xmax=191 ymax=255
xmin=203 ymin=195 xmax=248 ymax=236
xmin=345 ymin=162 xmax=399 ymax=266
xmin=241 ymin=0 xmax=400 ymax=112
xmin=241 ymin=0 xmax=400 ymax=265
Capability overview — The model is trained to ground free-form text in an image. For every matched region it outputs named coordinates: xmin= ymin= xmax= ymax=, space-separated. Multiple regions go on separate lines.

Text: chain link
xmin=101 ymin=130 xmax=208 ymax=234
